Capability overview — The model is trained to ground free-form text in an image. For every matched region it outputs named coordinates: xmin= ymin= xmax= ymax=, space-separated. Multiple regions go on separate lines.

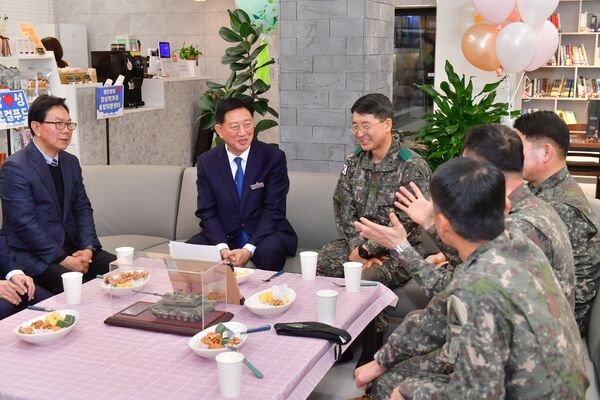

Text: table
xmin=570 ymin=132 xmax=600 ymax=152
xmin=0 ymin=262 xmax=397 ymax=400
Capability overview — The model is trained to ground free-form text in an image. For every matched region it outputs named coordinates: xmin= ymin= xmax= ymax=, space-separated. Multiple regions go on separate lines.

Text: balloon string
xmin=505 ymin=71 xmax=524 ymax=114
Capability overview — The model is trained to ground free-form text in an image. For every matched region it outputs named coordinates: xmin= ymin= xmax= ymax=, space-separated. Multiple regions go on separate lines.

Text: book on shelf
xmin=556 ymin=109 xmax=577 ymax=125
xmin=550 ymin=13 xmax=561 ymax=31
xmin=587 ymin=100 xmax=600 ymax=137
xmin=580 ymin=12 xmax=599 ymax=32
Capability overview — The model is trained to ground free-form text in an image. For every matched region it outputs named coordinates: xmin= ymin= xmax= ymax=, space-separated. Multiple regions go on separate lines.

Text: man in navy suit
xmin=0 ymin=95 xmax=115 ymax=294
xmin=187 ymin=97 xmax=297 ymax=271
xmin=0 ymin=231 xmax=52 ymax=319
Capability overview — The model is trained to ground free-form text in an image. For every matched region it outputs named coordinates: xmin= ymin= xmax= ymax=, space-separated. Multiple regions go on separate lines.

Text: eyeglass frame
xmin=351 ymin=120 xmax=387 ymax=135
xmin=40 ymin=121 xmax=78 ymax=131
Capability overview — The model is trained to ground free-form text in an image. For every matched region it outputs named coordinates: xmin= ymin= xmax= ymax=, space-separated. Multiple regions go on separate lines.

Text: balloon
xmin=235 ymin=0 xmax=279 ymax=33
xmin=507 ymin=6 xmax=520 ymax=22
xmin=473 ymin=0 xmax=516 ymax=24
xmin=525 ymin=20 xmax=559 ymax=71
xmin=517 ymin=0 xmax=559 ymax=27
xmin=496 ymin=22 xmax=537 ymax=73
xmin=461 ymin=23 xmax=502 ymax=71
xmin=474 ymin=14 xmax=485 ymax=24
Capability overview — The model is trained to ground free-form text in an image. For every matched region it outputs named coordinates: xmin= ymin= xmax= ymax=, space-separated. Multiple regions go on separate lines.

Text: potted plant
xmin=179 ymin=43 xmax=203 ymax=76
xmin=416 ymin=60 xmax=519 ymax=170
xmin=194 ymin=8 xmax=278 ymax=156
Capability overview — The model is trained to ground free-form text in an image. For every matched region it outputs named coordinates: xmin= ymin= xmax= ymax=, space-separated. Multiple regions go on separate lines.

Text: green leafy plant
xmin=179 ymin=43 xmax=202 ymax=60
xmin=416 ymin=60 xmax=519 ymax=170
xmin=197 ymin=8 xmax=278 ymax=137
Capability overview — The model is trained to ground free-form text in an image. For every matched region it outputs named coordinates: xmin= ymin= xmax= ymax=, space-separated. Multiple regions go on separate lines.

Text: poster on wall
xmin=96 ymin=85 xmax=124 ymax=119
xmin=0 ymin=90 xmax=29 ymax=130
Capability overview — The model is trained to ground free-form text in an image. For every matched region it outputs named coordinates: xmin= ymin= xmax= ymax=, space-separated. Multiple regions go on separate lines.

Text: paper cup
xmin=343 ymin=261 xmax=363 ymax=293
xmin=216 ymin=351 xmax=244 ymax=398
xmin=316 ymin=289 xmax=338 ymax=325
xmin=61 ymin=271 xmax=83 ymax=304
xmin=299 ymin=251 xmax=318 ymax=280
xmin=115 ymin=246 xmax=134 ymax=269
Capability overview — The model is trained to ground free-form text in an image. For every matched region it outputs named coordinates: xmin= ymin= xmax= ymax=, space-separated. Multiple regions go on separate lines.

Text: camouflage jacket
xmin=529 ymin=166 xmax=600 ymax=334
xmin=376 ymin=230 xmax=588 ymax=399
xmin=400 ymin=183 xmax=576 ymax=305
xmin=333 ymin=133 xmax=431 ymax=256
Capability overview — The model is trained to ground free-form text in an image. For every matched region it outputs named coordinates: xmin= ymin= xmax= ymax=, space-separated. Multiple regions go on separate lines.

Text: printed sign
xmin=0 ymin=90 xmax=29 ymax=129
xmin=96 ymin=85 xmax=124 ymax=119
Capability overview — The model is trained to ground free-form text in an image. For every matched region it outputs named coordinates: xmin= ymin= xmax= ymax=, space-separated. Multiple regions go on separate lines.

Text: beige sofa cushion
xmin=175 ymin=167 xmax=201 ymax=241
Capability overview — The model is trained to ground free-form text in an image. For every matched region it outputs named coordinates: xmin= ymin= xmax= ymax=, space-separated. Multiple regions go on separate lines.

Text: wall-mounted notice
xmin=0 ymin=90 xmax=29 ymax=129
xmin=96 ymin=85 xmax=124 ymax=119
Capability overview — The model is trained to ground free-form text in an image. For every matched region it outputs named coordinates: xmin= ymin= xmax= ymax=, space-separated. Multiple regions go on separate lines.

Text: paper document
xmin=168 ymin=241 xmax=221 ymax=261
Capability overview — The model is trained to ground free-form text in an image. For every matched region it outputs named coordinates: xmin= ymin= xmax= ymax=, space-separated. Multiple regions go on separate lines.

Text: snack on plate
xmin=103 ymin=270 xmax=148 ymax=288
xmin=18 ymin=311 xmax=76 ymax=334
xmin=199 ymin=323 xmax=242 ymax=349
xmin=258 ymin=284 xmax=289 ymax=306
xmin=235 ymin=268 xmax=252 ymax=278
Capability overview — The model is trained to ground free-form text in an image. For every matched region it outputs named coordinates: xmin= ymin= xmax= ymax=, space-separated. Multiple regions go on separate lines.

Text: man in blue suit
xmin=187 ymin=97 xmax=297 ymax=271
xmin=0 ymin=95 xmax=115 ymax=294
xmin=0 ymin=231 xmax=52 ymax=319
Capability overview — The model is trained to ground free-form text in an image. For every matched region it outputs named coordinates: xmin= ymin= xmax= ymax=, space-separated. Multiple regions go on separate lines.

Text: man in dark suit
xmin=187 ymin=97 xmax=297 ymax=271
xmin=0 ymin=231 xmax=52 ymax=319
xmin=0 ymin=95 xmax=115 ymax=294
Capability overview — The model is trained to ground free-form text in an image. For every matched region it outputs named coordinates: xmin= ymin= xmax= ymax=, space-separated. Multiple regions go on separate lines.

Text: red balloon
xmin=461 ymin=23 xmax=502 ymax=71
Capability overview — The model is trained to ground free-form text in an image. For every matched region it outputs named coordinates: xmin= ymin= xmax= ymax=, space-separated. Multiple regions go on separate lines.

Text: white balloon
xmin=473 ymin=0 xmax=516 ymax=24
xmin=517 ymin=0 xmax=559 ymax=27
xmin=496 ymin=22 xmax=537 ymax=73
xmin=525 ymin=21 xmax=559 ymax=71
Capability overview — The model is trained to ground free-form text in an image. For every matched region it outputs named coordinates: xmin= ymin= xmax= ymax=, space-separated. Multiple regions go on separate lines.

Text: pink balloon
xmin=496 ymin=22 xmax=537 ymax=73
xmin=473 ymin=0 xmax=516 ymax=24
xmin=525 ymin=20 xmax=559 ymax=71
xmin=517 ymin=0 xmax=559 ymax=27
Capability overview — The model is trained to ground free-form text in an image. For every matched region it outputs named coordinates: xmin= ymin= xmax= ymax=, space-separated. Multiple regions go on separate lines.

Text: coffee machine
xmin=91 ymin=51 xmax=145 ymax=108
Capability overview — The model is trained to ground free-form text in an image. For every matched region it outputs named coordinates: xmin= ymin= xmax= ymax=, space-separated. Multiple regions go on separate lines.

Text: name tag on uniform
xmin=251 ymin=182 xmax=264 ymax=190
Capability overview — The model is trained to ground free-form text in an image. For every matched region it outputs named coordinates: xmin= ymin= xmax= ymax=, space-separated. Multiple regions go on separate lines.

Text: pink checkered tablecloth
xmin=0 ymin=261 xmax=397 ymax=400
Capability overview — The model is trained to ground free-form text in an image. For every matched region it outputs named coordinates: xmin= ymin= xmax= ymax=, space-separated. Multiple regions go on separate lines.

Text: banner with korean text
xmin=96 ymin=85 xmax=124 ymax=119
xmin=0 ymin=90 xmax=29 ymax=129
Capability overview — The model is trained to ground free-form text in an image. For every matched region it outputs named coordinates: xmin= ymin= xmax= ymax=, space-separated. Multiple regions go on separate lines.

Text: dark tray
xmin=104 ymin=301 xmax=233 ymax=336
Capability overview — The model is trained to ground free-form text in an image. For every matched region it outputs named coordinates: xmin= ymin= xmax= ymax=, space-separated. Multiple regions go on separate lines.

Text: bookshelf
xmin=522 ymin=0 xmax=600 ymax=123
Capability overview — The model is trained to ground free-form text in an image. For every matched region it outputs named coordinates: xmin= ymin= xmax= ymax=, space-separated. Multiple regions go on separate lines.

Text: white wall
xmin=0 ymin=0 xmax=54 ymax=40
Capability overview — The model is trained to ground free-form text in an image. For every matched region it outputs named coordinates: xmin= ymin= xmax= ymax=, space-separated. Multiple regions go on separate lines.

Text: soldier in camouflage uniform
xmin=515 ymin=111 xmax=600 ymax=335
xmin=316 ymin=93 xmax=431 ymax=290
xmin=354 ymin=157 xmax=588 ymax=399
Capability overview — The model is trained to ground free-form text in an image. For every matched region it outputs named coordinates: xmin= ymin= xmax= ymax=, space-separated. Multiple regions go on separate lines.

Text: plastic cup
xmin=61 ymin=271 xmax=83 ymax=304
xmin=216 ymin=351 xmax=244 ymax=398
xmin=115 ymin=246 xmax=134 ymax=269
xmin=343 ymin=261 xmax=363 ymax=293
xmin=316 ymin=289 xmax=338 ymax=325
xmin=299 ymin=251 xmax=318 ymax=280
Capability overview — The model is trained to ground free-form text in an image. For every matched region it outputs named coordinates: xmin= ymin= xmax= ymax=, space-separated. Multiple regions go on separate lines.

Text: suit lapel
xmin=26 ymin=144 xmax=62 ymax=216
xmin=215 ymin=147 xmax=240 ymax=207
xmin=61 ymin=157 xmax=72 ymax=221
xmin=244 ymin=144 xmax=261 ymax=201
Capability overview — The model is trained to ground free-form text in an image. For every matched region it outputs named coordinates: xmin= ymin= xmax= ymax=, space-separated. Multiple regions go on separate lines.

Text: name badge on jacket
xmin=250 ymin=182 xmax=265 ymax=190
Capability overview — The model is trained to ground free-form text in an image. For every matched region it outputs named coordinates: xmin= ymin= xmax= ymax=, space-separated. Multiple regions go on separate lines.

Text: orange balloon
xmin=461 ymin=23 xmax=502 ymax=71
xmin=474 ymin=14 xmax=485 ymax=23
xmin=507 ymin=6 xmax=520 ymax=22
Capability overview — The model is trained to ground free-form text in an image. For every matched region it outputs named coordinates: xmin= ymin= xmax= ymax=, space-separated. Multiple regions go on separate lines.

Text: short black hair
xmin=28 ymin=94 xmax=70 ymax=131
xmin=215 ymin=97 xmax=254 ymax=124
xmin=350 ymin=93 xmax=393 ymax=121
xmin=431 ymin=157 xmax=506 ymax=242
xmin=463 ymin=123 xmax=523 ymax=173
xmin=513 ymin=111 xmax=570 ymax=158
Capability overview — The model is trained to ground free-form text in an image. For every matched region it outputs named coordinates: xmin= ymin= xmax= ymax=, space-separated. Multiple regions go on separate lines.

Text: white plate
xmin=244 ymin=288 xmax=296 ymax=317
xmin=100 ymin=269 xmax=150 ymax=297
xmin=234 ymin=267 xmax=255 ymax=284
xmin=15 ymin=310 xmax=79 ymax=345
xmin=188 ymin=321 xmax=247 ymax=359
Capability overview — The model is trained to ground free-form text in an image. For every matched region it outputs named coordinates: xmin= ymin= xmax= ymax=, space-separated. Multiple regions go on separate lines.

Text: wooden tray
xmin=104 ymin=301 xmax=233 ymax=336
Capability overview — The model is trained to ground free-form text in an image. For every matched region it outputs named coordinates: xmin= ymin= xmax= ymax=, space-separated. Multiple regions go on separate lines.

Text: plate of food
xmin=100 ymin=269 xmax=150 ymax=297
xmin=188 ymin=321 xmax=248 ymax=359
xmin=245 ymin=284 xmax=296 ymax=317
xmin=234 ymin=267 xmax=255 ymax=284
xmin=15 ymin=310 xmax=79 ymax=345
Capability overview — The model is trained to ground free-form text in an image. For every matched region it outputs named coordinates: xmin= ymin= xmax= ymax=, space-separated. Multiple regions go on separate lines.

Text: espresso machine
xmin=91 ymin=50 xmax=145 ymax=108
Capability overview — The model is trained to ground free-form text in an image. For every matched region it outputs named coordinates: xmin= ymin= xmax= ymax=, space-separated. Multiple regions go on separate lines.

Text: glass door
xmin=393 ymin=8 xmax=436 ymax=133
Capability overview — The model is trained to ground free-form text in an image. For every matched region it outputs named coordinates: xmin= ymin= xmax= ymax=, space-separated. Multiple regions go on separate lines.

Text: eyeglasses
xmin=351 ymin=120 xmax=385 ymax=135
xmin=41 ymin=121 xmax=78 ymax=131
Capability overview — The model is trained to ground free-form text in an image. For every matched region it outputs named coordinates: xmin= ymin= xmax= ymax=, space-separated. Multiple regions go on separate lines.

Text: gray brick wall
xmin=280 ymin=0 xmax=395 ymax=173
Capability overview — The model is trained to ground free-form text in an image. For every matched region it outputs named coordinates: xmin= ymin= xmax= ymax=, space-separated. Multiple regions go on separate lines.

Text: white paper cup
xmin=216 ymin=351 xmax=244 ymax=398
xmin=61 ymin=271 xmax=83 ymax=304
xmin=299 ymin=251 xmax=318 ymax=280
xmin=316 ymin=289 xmax=338 ymax=325
xmin=115 ymin=246 xmax=134 ymax=268
xmin=343 ymin=261 xmax=363 ymax=293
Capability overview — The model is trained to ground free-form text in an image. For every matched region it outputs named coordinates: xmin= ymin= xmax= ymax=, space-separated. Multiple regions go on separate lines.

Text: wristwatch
xmin=358 ymin=245 xmax=370 ymax=259
xmin=390 ymin=240 xmax=412 ymax=260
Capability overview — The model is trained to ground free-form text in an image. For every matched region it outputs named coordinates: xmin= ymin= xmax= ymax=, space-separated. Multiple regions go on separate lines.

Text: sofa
xmin=69 ymin=165 xmax=597 ymax=398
